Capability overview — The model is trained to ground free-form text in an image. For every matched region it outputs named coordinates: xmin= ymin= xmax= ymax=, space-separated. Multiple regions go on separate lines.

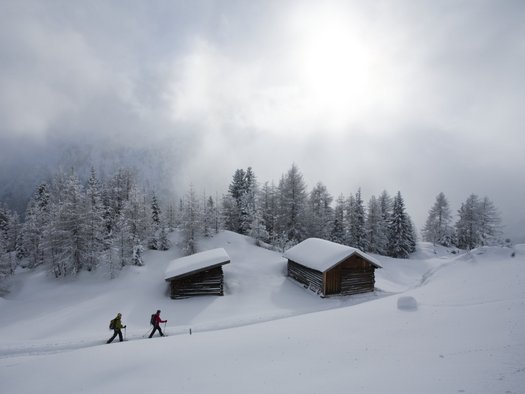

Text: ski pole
xmin=124 ymin=327 xmax=127 ymax=341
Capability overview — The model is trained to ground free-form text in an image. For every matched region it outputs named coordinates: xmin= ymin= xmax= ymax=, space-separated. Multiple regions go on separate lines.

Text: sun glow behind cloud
xmin=166 ymin=2 xmax=404 ymax=138
xmin=287 ymin=5 xmax=381 ymax=130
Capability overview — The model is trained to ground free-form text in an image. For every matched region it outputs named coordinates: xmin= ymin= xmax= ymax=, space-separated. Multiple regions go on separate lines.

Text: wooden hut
xmin=283 ymin=238 xmax=382 ymax=297
xmin=164 ymin=248 xmax=230 ymax=299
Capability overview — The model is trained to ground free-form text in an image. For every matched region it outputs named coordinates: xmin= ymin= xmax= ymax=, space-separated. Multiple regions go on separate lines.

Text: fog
xmin=1 ymin=0 xmax=524 ymax=241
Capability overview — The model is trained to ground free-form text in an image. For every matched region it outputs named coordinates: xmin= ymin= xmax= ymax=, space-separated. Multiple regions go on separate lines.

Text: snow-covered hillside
xmin=0 ymin=231 xmax=523 ymax=393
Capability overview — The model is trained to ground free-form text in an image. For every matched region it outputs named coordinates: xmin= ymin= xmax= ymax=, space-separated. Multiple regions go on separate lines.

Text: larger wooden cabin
xmin=283 ymin=238 xmax=382 ymax=297
xmin=164 ymin=248 xmax=230 ymax=299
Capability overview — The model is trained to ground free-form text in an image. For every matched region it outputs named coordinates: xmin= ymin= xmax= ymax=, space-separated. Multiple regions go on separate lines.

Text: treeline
xmin=217 ymin=164 xmax=417 ymax=257
xmin=0 ymin=168 xmax=171 ymax=280
xmin=0 ymin=163 xmax=504 ymax=281
xmin=421 ymin=192 xmax=502 ymax=249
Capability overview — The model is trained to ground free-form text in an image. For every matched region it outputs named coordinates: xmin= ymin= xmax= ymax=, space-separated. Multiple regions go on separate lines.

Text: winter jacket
xmin=113 ymin=316 xmax=125 ymax=330
xmin=152 ymin=314 xmax=167 ymax=326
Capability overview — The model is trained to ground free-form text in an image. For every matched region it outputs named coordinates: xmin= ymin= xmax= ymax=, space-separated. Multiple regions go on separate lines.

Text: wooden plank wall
xmin=169 ymin=266 xmax=224 ymax=299
xmin=339 ymin=256 xmax=376 ymax=295
xmin=287 ymin=261 xmax=324 ymax=295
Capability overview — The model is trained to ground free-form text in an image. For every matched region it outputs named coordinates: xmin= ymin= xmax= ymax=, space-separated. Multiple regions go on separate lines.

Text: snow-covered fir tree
xmin=365 ymin=195 xmax=388 ymax=255
xmin=455 ymin=194 xmax=480 ymax=250
xmin=259 ymin=181 xmax=278 ymax=244
xmin=165 ymin=202 xmax=177 ymax=233
xmin=477 ymin=196 xmax=502 ymax=246
xmin=306 ymin=182 xmax=334 ymax=240
xmin=455 ymin=194 xmax=502 ymax=250
xmin=223 ymin=167 xmax=258 ymax=235
xmin=387 ymin=191 xmax=416 ymax=258
xmin=0 ymin=206 xmax=18 ymax=279
xmin=158 ymin=225 xmax=170 ymax=251
xmin=248 ymin=207 xmax=269 ymax=246
xmin=202 ymin=194 xmax=212 ymax=237
xmin=181 ymin=185 xmax=201 ymax=255
xmin=148 ymin=192 xmax=161 ymax=250
xmin=346 ymin=189 xmax=367 ymax=251
xmin=330 ymin=194 xmax=346 ymax=244
xmin=223 ymin=168 xmax=246 ymax=233
xmin=21 ymin=183 xmax=50 ymax=268
xmin=241 ymin=167 xmax=258 ymax=235
xmin=422 ymin=192 xmax=454 ymax=247
xmin=84 ymin=168 xmax=105 ymax=271
xmin=47 ymin=173 xmax=88 ymax=277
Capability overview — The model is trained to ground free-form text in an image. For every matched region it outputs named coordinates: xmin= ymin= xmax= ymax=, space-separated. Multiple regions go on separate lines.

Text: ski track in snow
xmin=0 ymin=294 xmax=395 ymax=359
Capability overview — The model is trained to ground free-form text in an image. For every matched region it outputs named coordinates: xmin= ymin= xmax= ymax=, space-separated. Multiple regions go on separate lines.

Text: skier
xmin=149 ymin=310 xmax=167 ymax=338
xmin=107 ymin=313 xmax=126 ymax=344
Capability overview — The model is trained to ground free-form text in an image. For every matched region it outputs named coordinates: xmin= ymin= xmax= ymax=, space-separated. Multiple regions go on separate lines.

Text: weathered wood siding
xmin=288 ymin=255 xmax=377 ymax=297
xmin=338 ymin=255 xmax=376 ymax=296
xmin=287 ymin=261 xmax=323 ymax=295
xmin=169 ymin=266 xmax=224 ymax=299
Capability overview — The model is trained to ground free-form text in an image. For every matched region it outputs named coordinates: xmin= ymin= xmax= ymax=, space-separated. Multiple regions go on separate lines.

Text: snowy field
xmin=0 ymin=231 xmax=524 ymax=393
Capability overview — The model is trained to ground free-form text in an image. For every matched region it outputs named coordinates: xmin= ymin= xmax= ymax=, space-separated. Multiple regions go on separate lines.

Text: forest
xmin=0 ymin=163 xmax=502 ymax=280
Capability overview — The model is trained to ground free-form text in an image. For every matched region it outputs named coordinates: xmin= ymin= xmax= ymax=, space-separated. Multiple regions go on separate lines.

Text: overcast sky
xmin=1 ymin=0 xmax=524 ymax=239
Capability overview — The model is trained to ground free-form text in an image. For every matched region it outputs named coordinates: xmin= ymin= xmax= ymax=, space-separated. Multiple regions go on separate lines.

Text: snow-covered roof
xmin=283 ymin=238 xmax=382 ymax=272
xmin=164 ymin=248 xmax=230 ymax=281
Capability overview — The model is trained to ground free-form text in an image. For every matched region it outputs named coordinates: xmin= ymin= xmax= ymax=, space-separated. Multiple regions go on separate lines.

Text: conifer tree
xmin=224 ymin=169 xmax=246 ymax=233
xmin=48 ymin=173 xmax=87 ymax=277
xmin=259 ymin=181 xmax=277 ymax=243
xmin=387 ymin=191 xmax=416 ymax=258
xmin=0 ymin=206 xmax=18 ymax=279
xmin=422 ymin=192 xmax=454 ymax=247
xmin=365 ymin=195 xmax=388 ymax=255
xmin=455 ymin=194 xmax=502 ymax=250
xmin=478 ymin=196 xmax=502 ymax=246
xmin=85 ymin=168 xmax=105 ymax=271
xmin=276 ymin=164 xmax=308 ymax=244
xmin=330 ymin=194 xmax=346 ymax=244
xmin=346 ymin=189 xmax=367 ymax=250
xmin=181 ymin=186 xmax=201 ymax=255
xmin=22 ymin=184 xmax=50 ymax=268
xmin=148 ymin=192 xmax=161 ymax=249
xmin=306 ymin=182 xmax=334 ymax=240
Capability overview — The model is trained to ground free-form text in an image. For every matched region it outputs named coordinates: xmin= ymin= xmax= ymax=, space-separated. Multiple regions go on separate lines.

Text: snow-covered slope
xmin=0 ymin=232 xmax=523 ymax=393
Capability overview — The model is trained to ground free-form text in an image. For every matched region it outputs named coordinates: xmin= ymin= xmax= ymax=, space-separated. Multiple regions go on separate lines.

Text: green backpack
xmin=109 ymin=318 xmax=116 ymax=330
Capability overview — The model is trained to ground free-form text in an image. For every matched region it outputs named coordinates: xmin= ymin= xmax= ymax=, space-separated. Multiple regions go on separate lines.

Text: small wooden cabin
xmin=164 ymin=248 xmax=230 ymax=299
xmin=283 ymin=238 xmax=382 ymax=297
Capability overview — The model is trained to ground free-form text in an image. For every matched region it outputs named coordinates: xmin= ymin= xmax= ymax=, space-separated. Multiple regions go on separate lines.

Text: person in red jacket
xmin=149 ymin=310 xmax=167 ymax=338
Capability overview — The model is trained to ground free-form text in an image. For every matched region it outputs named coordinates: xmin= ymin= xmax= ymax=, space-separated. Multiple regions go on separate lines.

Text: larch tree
xmin=276 ymin=164 xmax=308 ymax=244
xmin=306 ymin=182 xmax=334 ymax=240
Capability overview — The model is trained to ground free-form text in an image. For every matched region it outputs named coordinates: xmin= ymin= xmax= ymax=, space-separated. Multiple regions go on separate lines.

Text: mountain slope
xmin=0 ymin=231 xmax=523 ymax=393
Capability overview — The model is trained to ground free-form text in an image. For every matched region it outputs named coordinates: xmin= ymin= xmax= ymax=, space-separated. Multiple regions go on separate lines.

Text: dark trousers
xmin=107 ymin=329 xmax=123 ymax=343
xmin=149 ymin=324 xmax=164 ymax=338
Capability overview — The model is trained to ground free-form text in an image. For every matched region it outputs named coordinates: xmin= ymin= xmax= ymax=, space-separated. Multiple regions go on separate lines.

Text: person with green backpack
xmin=107 ymin=313 xmax=126 ymax=344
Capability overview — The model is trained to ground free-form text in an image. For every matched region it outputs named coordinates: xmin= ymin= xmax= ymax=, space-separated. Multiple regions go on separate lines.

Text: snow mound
xmin=397 ymin=296 xmax=418 ymax=311
xmin=513 ymin=244 xmax=525 ymax=256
